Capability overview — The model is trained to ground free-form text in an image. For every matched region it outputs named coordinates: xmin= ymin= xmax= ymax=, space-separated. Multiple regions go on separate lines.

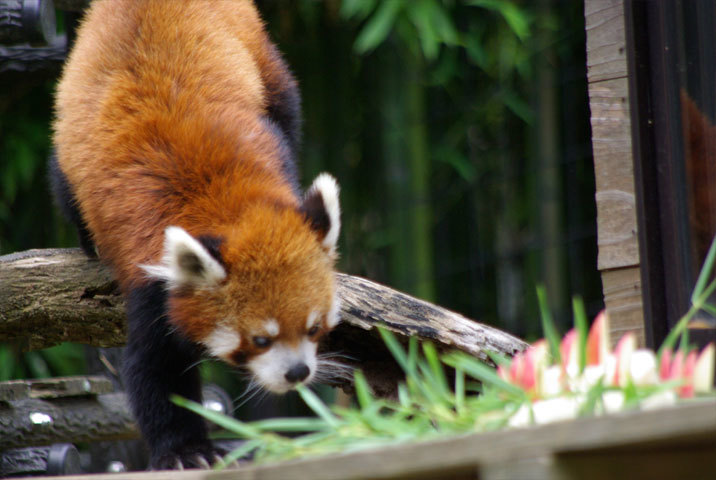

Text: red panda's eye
xmin=307 ymin=325 xmax=320 ymax=336
xmin=253 ymin=336 xmax=272 ymax=348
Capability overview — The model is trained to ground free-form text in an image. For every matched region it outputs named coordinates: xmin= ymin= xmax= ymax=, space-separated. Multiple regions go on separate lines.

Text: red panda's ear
xmin=300 ymin=173 xmax=341 ymax=256
xmin=141 ymin=226 xmax=226 ymax=289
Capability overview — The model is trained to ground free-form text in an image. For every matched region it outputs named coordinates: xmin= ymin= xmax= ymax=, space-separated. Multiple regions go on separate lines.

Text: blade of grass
xmin=378 ymin=327 xmax=414 ymax=375
xmin=407 ymin=336 xmax=418 ymax=374
xmin=573 ymin=296 xmax=588 ymax=373
xmin=250 ymin=417 xmax=327 ymax=433
xmin=536 ymin=286 xmax=561 ymax=364
xmin=423 ymin=342 xmax=449 ymax=394
xmin=296 ymin=385 xmax=340 ymax=428
xmin=692 ymin=235 xmax=716 ymax=303
xmin=214 ymin=439 xmax=262 ymax=470
xmin=455 ymin=366 xmax=465 ymax=413
xmin=397 ymin=383 xmax=411 ymax=408
xmin=485 ymin=350 xmax=512 ymax=368
xmin=443 ymin=352 xmax=526 ymax=398
xmin=170 ymin=395 xmax=258 ymax=438
xmin=353 ymin=369 xmax=374 ymax=410
xmin=678 ymin=325 xmax=690 ymax=352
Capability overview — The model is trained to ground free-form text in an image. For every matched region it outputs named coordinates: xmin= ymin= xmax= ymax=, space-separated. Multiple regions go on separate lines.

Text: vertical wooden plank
xmin=585 ymin=0 xmax=645 ymax=344
xmin=590 ymin=78 xmax=639 ymax=270
xmin=601 ymin=267 xmax=645 ymax=347
xmin=585 ymin=0 xmax=629 ymax=82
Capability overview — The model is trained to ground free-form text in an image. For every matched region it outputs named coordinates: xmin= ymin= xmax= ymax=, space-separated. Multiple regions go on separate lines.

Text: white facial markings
xmin=203 ymin=325 xmax=241 ymax=359
xmin=140 ymin=226 xmax=226 ymax=289
xmin=306 ymin=311 xmax=320 ymax=330
xmin=247 ymin=339 xmax=318 ymax=393
xmin=327 ymin=293 xmax=342 ymax=328
xmin=264 ymin=318 xmax=280 ymax=337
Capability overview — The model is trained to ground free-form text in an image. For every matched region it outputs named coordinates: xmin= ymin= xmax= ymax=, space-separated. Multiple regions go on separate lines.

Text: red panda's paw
xmin=151 ymin=443 xmax=232 ymax=471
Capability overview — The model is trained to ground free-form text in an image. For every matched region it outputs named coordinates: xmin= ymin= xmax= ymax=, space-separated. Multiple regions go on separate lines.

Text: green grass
xmin=173 ymin=332 xmax=526 ymax=468
xmin=174 ymin=236 xmax=716 ymax=469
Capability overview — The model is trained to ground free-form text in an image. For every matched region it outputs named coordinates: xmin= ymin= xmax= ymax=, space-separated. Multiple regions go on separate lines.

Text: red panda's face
xmin=142 ymin=174 xmax=341 ymax=393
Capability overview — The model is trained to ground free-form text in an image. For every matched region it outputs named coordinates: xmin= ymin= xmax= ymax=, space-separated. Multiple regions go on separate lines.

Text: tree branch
xmin=0 ymin=248 xmax=527 ymax=394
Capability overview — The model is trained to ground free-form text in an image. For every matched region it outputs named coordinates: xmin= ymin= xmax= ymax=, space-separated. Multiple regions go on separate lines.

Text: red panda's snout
xmin=141 ymin=174 xmax=342 ymax=393
xmin=247 ymin=338 xmax=318 ymax=393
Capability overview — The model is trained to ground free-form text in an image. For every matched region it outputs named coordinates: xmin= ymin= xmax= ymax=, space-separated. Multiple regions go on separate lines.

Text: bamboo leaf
xmin=467 ymin=0 xmax=531 ymax=40
xmin=354 ymin=0 xmax=403 ymax=54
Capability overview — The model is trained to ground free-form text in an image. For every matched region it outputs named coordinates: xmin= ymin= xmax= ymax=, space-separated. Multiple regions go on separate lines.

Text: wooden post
xmin=585 ymin=0 xmax=645 ymax=346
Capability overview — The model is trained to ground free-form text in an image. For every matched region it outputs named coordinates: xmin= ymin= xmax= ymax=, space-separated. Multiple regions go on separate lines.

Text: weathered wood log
xmin=0 ymin=377 xmax=238 ymax=450
xmin=0 ymin=248 xmax=527 ymax=395
xmin=0 ymin=392 xmax=136 ymax=450
xmin=0 ymin=249 xmax=126 ymax=350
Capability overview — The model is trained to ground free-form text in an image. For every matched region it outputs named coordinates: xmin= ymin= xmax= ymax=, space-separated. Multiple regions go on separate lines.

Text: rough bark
xmin=0 ymin=248 xmax=527 ymax=358
xmin=0 ymin=249 xmax=126 ymax=350
xmin=0 ymin=393 xmax=136 ymax=450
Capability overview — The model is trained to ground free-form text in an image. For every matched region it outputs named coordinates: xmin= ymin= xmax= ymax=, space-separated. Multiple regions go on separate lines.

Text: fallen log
xmin=0 ymin=248 xmax=528 ymax=395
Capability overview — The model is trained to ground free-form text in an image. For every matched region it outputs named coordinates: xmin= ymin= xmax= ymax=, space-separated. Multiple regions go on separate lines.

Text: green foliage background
xmin=0 ymin=0 xmax=600 ymax=388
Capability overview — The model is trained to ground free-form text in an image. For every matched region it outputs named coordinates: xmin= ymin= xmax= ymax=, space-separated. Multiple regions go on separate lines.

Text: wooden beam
xmin=44 ymin=400 xmax=716 ymax=480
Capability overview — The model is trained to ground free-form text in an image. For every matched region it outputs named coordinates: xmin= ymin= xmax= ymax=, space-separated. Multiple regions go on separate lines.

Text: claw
xmin=174 ymin=458 xmax=184 ymax=471
xmin=194 ymin=455 xmax=211 ymax=470
xmin=213 ymin=453 xmax=240 ymax=469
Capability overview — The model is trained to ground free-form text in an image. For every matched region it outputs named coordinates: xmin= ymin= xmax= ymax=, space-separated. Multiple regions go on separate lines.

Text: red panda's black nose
xmin=285 ymin=363 xmax=310 ymax=383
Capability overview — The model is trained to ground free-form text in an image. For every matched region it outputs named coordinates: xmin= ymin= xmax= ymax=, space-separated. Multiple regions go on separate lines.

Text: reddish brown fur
xmin=681 ymin=91 xmax=716 ymax=266
xmin=54 ymin=0 xmax=335 ymax=349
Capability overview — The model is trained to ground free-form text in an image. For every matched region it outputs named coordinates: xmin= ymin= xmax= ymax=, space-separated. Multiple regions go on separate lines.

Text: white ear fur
xmin=141 ymin=226 xmax=226 ymax=289
xmin=305 ymin=173 xmax=341 ymax=254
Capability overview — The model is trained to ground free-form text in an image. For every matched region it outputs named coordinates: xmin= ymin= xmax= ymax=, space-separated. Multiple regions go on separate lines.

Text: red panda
xmin=51 ymin=0 xmax=341 ymax=470
xmin=681 ymin=90 xmax=716 ymax=268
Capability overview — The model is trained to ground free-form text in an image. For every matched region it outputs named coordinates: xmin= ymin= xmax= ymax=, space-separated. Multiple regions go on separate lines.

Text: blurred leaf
xmin=24 ymin=352 xmax=51 ymax=378
xmin=405 ymin=0 xmax=459 ymax=60
xmin=468 ymin=0 xmax=531 ymax=41
xmin=340 ymin=0 xmax=378 ymax=20
xmin=0 ymin=346 xmax=15 ymax=381
xmin=40 ymin=343 xmax=86 ymax=376
xmin=465 ymin=31 xmax=489 ymax=70
xmin=353 ymin=0 xmax=403 ymax=53
xmin=438 ymin=150 xmax=476 ymax=182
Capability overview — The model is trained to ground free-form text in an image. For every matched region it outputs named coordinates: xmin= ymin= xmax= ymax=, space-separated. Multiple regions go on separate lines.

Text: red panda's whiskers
xmin=181 ymin=358 xmax=210 ymax=375
xmin=315 ymin=357 xmax=354 ymax=383
xmin=232 ymin=377 xmax=275 ymax=411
